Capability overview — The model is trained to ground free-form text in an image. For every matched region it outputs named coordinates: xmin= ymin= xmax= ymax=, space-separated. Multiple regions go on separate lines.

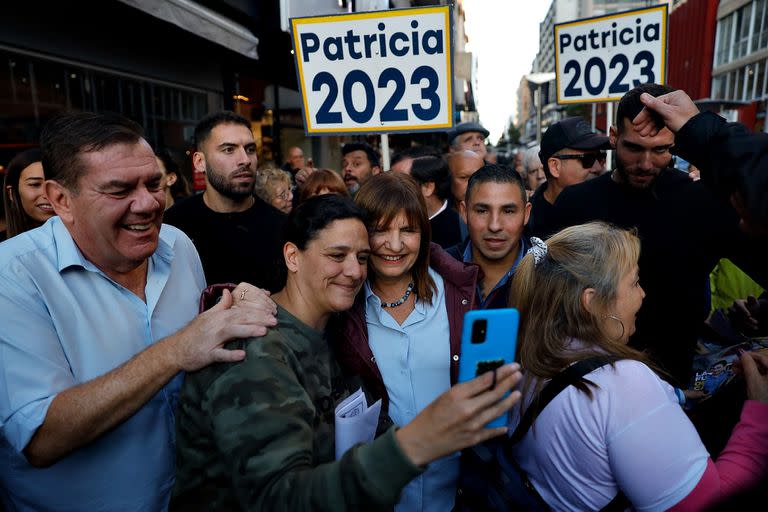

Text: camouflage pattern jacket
xmin=173 ymin=305 xmax=422 ymax=511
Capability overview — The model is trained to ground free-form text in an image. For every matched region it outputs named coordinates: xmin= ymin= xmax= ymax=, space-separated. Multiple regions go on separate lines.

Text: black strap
xmin=509 ymin=355 xmax=620 ymax=444
xmin=505 ymin=355 xmax=629 ymax=511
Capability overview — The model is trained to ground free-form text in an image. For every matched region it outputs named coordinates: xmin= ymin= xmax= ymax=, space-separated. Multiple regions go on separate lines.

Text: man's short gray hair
xmin=523 ymin=146 xmax=542 ymax=173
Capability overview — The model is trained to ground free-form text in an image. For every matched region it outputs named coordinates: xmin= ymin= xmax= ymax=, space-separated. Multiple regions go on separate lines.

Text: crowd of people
xmin=1 ymin=83 xmax=767 ymax=511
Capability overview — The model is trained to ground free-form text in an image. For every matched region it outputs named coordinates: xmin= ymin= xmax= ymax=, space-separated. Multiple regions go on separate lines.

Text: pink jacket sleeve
xmin=669 ymin=400 xmax=768 ymax=511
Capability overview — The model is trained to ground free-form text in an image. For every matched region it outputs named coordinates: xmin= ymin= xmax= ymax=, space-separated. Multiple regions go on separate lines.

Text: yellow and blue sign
xmin=555 ymin=5 xmax=668 ymax=104
xmin=291 ymin=6 xmax=454 ymax=135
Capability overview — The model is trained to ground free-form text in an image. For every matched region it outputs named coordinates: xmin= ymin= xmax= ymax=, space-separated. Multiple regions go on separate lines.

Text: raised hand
xmin=396 ymin=363 xmax=523 ymax=466
xmin=171 ymin=289 xmax=277 ymax=371
xmin=633 ymin=90 xmax=700 ymax=136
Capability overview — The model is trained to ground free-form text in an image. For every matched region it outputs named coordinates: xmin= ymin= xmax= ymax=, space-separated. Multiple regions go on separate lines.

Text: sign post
xmin=290 ymin=6 xmax=454 ymax=136
xmin=555 ymin=5 xmax=668 ymax=105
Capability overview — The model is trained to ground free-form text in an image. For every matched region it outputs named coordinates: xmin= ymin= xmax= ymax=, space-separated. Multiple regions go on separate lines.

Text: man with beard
xmin=341 ymin=142 xmax=381 ymax=195
xmin=165 ymin=111 xmax=285 ymax=291
xmin=633 ymin=88 xmax=768 ymax=236
xmin=548 ymin=83 xmax=766 ymax=388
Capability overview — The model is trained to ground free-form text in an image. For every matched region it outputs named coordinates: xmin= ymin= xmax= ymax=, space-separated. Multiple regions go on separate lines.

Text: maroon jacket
xmin=333 ymin=243 xmax=479 ymax=415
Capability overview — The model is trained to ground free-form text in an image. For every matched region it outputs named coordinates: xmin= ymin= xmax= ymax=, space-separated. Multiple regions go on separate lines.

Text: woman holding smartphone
xmin=335 ymin=173 xmax=480 ymax=511
xmin=173 ymin=195 xmax=521 ymax=510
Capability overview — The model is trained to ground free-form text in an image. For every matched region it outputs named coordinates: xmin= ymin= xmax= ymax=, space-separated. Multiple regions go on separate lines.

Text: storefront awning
xmin=118 ymin=0 xmax=258 ymax=60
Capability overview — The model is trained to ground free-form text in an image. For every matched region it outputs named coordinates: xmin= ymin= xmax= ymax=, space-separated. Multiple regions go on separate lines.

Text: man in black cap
xmin=527 ymin=117 xmax=610 ymax=238
xmin=448 ymin=121 xmax=490 ymax=160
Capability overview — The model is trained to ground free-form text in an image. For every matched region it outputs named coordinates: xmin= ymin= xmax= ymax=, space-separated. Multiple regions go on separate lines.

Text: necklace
xmin=380 ymin=281 xmax=414 ymax=308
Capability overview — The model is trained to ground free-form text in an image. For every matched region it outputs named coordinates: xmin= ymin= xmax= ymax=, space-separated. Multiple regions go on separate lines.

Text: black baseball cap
xmin=539 ymin=117 xmax=611 ymax=164
xmin=447 ymin=121 xmax=490 ymax=144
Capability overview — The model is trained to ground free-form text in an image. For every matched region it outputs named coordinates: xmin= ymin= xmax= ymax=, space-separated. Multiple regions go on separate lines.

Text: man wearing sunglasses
xmin=527 ymin=117 xmax=610 ymax=238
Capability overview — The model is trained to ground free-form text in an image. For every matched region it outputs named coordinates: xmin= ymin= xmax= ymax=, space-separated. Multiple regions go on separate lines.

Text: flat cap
xmin=447 ymin=121 xmax=490 ymax=144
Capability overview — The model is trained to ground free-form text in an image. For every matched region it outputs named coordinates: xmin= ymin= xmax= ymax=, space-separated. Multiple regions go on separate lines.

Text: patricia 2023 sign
xmin=555 ymin=5 xmax=668 ymax=104
xmin=291 ymin=6 xmax=454 ymax=135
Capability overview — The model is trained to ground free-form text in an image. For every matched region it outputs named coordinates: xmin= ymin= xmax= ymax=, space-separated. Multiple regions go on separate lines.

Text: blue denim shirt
xmin=0 ymin=217 xmax=205 ymax=511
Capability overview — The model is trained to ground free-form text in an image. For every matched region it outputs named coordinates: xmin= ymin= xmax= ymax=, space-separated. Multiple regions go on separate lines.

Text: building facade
xmin=711 ymin=0 xmax=768 ymax=131
xmin=0 ymin=0 xmax=299 ymax=181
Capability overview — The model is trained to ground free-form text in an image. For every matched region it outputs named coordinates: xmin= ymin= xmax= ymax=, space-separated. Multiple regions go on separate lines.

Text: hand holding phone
xmin=458 ymin=308 xmax=520 ymax=428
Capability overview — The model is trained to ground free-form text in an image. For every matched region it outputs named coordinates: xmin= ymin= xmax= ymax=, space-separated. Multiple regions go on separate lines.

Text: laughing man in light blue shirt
xmin=0 ymin=112 xmax=275 ymax=511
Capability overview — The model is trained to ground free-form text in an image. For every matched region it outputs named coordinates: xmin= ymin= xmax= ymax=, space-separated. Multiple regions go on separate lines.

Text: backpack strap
xmin=508 ymin=355 xmax=621 ymax=444
xmin=505 ymin=355 xmax=629 ymax=512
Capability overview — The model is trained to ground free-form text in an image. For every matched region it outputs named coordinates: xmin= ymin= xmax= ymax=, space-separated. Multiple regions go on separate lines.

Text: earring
xmin=605 ymin=315 xmax=625 ymax=342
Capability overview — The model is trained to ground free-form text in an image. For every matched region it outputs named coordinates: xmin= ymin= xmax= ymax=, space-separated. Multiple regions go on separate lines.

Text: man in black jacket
xmin=548 ymin=84 xmax=766 ymax=387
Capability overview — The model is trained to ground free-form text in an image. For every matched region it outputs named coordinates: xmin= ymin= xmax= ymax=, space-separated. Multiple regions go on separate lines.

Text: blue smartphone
xmin=458 ymin=308 xmax=520 ymax=428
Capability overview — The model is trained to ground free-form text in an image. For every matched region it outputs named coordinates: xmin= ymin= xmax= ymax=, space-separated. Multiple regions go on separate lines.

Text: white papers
xmin=334 ymin=387 xmax=382 ymax=460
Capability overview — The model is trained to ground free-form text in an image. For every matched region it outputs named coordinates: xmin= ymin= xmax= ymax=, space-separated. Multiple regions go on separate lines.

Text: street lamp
xmin=526 ymin=72 xmax=556 ymax=144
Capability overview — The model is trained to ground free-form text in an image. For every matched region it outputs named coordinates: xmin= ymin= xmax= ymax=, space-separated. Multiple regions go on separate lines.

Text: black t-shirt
xmin=164 ymin=194 xmax=286 ymax=292
xmin=549 ymin=169 xmax=765 ymax=386
xmin=527 ymin=182 xmax=556 ymax=239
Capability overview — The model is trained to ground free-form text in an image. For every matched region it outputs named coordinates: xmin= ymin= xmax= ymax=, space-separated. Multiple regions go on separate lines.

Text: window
xmin=756 ymin=59 xmax=766 ymax=99
xmin=753 ymin=0 xmax=768 ymax=50
xmin=712 ymin=75 xmax=726 ymax=100
xmin=33 ymin=64 xmax=67 ymax=111
xmin=733 ymin=67 xmax=743 ymax=100
xmin=734 ymin=4 xmax=753 ymax=59
xmin=715 ymin=15 xmax=734 ymax=66
xmin=746 ymin=64 xmax=754 ymax=100
xmin=0 ymin=48 xmax=216 ymax=156
xmin=94 ymin=75 xmax=122 ymax=113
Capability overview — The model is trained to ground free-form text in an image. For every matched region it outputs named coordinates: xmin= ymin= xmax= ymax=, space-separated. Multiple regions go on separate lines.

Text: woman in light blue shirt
xmin=336 ymin=172 xmax=479 ymax=511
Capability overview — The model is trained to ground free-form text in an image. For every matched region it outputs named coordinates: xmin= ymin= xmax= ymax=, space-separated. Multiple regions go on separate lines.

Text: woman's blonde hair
xmin=510 ymin=222 xmax=655 ymax=402
xmin=254 ymin=168 xmax=292 ymax=204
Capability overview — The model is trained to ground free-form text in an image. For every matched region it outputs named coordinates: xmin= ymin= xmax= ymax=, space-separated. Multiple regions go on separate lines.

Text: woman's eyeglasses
xmin=554 ymin=151 xmax=607 ymax=168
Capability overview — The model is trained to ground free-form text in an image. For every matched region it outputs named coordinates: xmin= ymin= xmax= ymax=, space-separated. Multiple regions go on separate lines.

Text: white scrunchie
xmin=528 ymin=236 xmax=548 ymax=266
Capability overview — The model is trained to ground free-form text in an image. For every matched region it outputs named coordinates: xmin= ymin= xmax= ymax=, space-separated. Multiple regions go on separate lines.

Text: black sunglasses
xmin=554 ymin=151 xmax=607 ymax=168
